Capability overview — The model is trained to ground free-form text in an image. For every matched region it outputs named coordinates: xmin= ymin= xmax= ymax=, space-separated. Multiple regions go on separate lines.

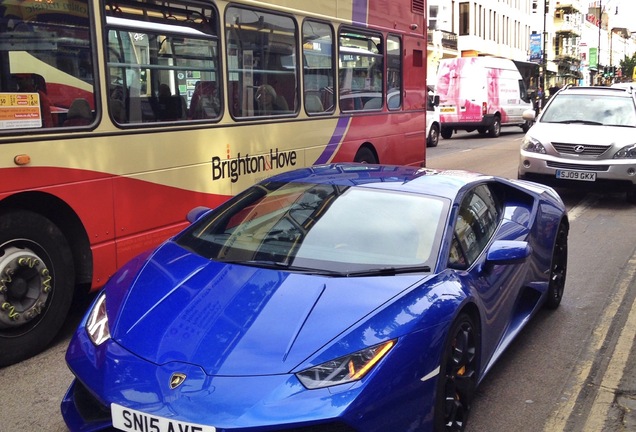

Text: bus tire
xmin=354 ymin=147 xmax=378 ymax=164
xmin=0 ymin=210 xmax=75 ymax=367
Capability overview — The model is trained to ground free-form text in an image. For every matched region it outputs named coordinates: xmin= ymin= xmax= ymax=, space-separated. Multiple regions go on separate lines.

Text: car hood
xmin=530 ymin=122 xmax=636 ymax=146
xmin=110 ymin=242 xmax=425 ymax=376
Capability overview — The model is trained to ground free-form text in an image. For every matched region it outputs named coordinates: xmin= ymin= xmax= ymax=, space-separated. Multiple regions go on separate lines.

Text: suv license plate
xmin=111 ymin=403 xmax=216 ymax=432
xmin=556 ymin=170 xmax=596 ymax=182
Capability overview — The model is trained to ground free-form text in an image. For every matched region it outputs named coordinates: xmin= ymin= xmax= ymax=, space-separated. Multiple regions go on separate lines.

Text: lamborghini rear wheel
xmin=434 ymin=312 xmax=480 ymax=432
xmin=544 ymin=222 xmax=568 ymax=310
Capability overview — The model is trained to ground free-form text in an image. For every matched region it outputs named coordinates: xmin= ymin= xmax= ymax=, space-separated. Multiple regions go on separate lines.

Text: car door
xmin=448 ymin=183 xmax=529 ymax=362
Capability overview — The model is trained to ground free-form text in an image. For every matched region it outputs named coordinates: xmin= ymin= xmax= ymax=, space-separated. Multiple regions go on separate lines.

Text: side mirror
xmin=433 ymin=95 xmax=440 ymax=106
xmin=522 ymin=109 xmax=536 ymax=122
xmin=186 ymin=206 xmax=212 ymax=223
xmin=485 ymin=240 xmax=531 ymax=265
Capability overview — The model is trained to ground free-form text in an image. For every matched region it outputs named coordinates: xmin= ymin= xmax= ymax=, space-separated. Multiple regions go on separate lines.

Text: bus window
xmin=225 ymin=6 xmax=298 ymax=118
xmin=302 ymin=20 xmax=334 ymax=115
xmin=338 ymin=30 xmax=383 ymax=112
xmin=104 ymin=0 xmax=220 ymax=124
xmin=0 ymin=0 xmax=96 ymax=130
xmin=387 ymin=35 xmax=402 ymax=110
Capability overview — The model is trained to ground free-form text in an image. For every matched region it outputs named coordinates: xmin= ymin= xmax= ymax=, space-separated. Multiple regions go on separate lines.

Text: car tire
xmin=0 ymin=210 xmax=75 ymax=367
xmin=441 ymin=128 xmax=453 ymax=139
xmin=544 ymin=222 xmax=568 ymax=310
xmin=521 ymin=121 xmax=531 ymax=133
xmin=488 ymin=117 xmax=501 ymax=138
xmin=427 ymin=124 xmax=440 ymax=147
xmin=434 ymin=312 xmax=480 ymax=432
xmin=353 ymin=147 xmax=378 ymax=164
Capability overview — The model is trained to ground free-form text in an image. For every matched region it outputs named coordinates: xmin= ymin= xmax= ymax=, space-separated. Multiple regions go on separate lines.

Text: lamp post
xmin=598 ymin=0 xmax=602 ymax=84
xmin=542 ymin=0 xmax=549 ymax=107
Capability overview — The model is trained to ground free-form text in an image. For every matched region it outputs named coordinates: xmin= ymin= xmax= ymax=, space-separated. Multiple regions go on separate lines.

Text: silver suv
xmin=518 ymin=86 xmax=636 ymax=202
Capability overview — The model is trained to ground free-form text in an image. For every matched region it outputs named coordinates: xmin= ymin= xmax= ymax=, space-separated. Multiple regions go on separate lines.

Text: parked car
xmin=436 ymin=57 xmax=533 ymax=139
xmin=61 ymin=163 xmax=568 ymax=432
xmin=519 ymin=85 xmax=636 ymax=202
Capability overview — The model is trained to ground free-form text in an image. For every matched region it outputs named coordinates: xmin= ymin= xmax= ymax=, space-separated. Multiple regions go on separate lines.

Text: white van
xmin=435 ymin=57 xmax=533 ymax=139
xmin=426 ymin=87 xmax=440 ymax=147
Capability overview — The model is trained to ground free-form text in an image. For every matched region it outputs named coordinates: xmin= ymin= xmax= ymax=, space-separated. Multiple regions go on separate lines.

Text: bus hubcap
xmin=0 ymin=247 xmax=51 ymax=328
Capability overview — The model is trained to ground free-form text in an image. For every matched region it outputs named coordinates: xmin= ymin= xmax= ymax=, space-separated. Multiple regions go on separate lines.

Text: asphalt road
xmin=2 ymin=128 xmax=635 ymax=431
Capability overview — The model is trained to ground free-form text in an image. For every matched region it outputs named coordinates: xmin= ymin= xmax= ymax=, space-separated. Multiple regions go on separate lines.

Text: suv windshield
xmin=541 ymin=93 xmax=636 ymax=127
xmin=176 ymin=181 xmax=448 ymax=274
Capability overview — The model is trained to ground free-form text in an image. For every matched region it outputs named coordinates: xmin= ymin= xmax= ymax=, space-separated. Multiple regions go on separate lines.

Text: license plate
xmin=556 ymin=169 xmax=596 ymax=182
xmin=112 ymin=403 xmax=216 ymax=432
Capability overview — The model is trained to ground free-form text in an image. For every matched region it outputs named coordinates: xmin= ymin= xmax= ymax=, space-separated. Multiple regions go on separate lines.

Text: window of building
xmin=459 ymin=2 xmax=470 ymax=36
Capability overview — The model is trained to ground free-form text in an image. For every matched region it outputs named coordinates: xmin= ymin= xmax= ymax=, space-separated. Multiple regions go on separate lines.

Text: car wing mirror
xmin=522 ymin=109 xmax=536 ymax=122
xmin=485 ymin=240 xmax=532 ymax=266
xmin=186 ymin=206 xmax=213 ymax=223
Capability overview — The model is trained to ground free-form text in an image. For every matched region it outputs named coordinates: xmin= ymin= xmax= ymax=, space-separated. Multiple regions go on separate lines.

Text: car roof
xmin=611 ymin=82 xmax=636 ymax=89
xmin=263 ymin=163 xmax=491 ymax=200
xmin=556 ymin=85 xmax=634 ymax=97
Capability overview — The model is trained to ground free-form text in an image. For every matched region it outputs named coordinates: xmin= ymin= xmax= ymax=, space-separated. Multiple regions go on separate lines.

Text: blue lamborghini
xmin=61 ymin=163 xmax=568 ymax=432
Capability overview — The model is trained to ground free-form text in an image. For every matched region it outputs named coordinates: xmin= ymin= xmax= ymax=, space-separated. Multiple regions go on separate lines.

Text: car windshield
xmin=541 ymin=93 xmax=636 ymax=127
xmin=176 ymin=181 xmax=449 ymax=274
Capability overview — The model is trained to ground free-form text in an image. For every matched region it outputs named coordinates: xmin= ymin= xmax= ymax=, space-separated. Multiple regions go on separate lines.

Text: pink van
xmin=436 ymin=57 xmax=533 ymax=139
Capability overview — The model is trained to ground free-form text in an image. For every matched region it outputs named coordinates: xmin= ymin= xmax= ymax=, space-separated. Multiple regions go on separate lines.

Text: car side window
xmin=448 ymin=184 xmax=501 ymax=269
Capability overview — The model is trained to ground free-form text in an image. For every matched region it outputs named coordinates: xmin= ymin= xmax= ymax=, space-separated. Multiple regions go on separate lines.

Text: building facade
xmin=427 ymin=0 xmax=636 ymax=91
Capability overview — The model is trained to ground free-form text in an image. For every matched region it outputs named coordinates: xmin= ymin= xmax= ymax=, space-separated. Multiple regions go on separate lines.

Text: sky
xmin=605 ymin=0 xmax=636 ymax=31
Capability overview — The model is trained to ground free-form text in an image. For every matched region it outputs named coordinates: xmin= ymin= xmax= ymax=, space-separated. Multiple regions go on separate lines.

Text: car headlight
xmin=295 ymin=340 xmax=395 ymax=389
xmin=613 ymin=144 xmax=636 ymax=159
xmin=86 ymin=292 xmax=110 ymax=345
xmin=521 ymin=136 xmax=547 ymax=154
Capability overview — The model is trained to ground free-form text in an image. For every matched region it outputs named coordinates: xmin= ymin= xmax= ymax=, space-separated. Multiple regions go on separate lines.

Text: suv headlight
xmin=521 ymin=136 xmax=547 ymax=154
xmin=86 ymin=292 xmax=111 ymax=345
xmin=613 ymin=144 xmax=636 ymax=159
xmin=296 ymin=340 xmax=395 ymax=389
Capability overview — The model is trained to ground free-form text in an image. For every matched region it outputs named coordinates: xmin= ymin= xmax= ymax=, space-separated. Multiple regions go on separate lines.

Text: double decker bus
xmin=0 ymin=0 xmax=428 ymax=365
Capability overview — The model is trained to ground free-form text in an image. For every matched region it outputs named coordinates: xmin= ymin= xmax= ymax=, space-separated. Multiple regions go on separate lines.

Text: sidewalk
xmin=588 ymin=257 xmax=636 ymax=432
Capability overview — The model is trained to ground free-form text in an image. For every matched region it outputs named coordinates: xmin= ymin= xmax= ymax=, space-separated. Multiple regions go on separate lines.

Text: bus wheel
xmin=354 ymin=147 xmax=378 ymax=164
xmin=0 ymin=210 xmax=75 ymax=367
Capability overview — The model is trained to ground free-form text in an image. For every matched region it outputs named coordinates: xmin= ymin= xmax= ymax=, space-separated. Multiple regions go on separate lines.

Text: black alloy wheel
xmin=434 ymin=313 xmax=480 ymax=432
xmin=544 ymin=222 xmax=568 ymax=309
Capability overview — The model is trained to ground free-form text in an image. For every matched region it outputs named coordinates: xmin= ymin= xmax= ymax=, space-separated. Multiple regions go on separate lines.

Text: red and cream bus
xmin=0 ymin=0 xmax=428 ymax=365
